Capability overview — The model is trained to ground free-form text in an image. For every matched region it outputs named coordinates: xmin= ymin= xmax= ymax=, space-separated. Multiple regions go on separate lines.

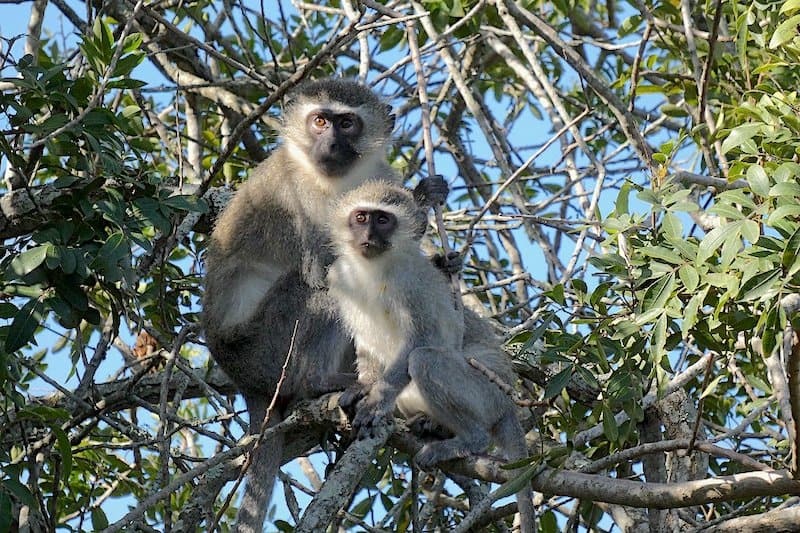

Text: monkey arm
xmin=299 ymin=225 xmax=335 ymax=289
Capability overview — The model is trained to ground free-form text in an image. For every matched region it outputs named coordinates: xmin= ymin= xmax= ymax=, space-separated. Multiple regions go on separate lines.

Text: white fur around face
xmin=294 ymin=101 xmax=363 ymax=117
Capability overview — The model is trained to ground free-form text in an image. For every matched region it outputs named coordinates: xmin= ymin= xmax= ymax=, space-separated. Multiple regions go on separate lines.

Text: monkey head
xmin=282 ymin=79 xmax=395 ymax=178
xmin=331 ymin=180 xmax=428 ymax=260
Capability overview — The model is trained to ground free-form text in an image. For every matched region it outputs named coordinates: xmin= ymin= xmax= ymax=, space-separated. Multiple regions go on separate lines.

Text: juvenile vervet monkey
xmin=203 ymin=79 xmax=446 ymax=533
xmin=327 ymin=181 xmax=536 ymax=533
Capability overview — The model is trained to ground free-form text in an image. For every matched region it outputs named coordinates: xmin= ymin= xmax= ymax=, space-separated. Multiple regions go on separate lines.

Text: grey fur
xmin=327 ymin=182 xmax=536 ymax=533
xmin=203 ymin=79 xmax=398 ymax=533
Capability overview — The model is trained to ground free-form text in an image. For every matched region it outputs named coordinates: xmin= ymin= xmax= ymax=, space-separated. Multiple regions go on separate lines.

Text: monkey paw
xmin=413 ymin=175 xmax=449 ymax=207
xmin=432 ymin=251 xmax=463 ymax=276
xmin=413 ymin=442 xmax=470 ymax=470
xmin=338 ymin=385 xmax=366 ymax=420
xmin=352 ymin=403 xmax=393 ymax=440
xmin=407 ymin=414 xmax=451 ymax=440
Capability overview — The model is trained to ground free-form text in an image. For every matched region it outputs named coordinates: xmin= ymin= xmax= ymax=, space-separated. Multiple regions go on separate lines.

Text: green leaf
xmin=5 ymin=298 xmax=44 ymax=353
xmin=111 ymin=53 xmax=144 ymax=78
xmin=682 ymin=286 xmax=708 ymax=338
xmin=762 ymin=307 xmax=779 ymax=356
xmin=661 ymin=212 xmax=682 ymax=240
xmin=602 ymin=404 xmax=619 ymax=441
xmin=781 ymin=0 xmax=800 ymax=14
xmin=492 ymin=463 xmax=541 ymax=499
xmin=769 ymin=182 xmax=800 ymax=198
xmin=91 ymin=508 xmax=109 ymax=530
xmin=61 ymin=248 xmax=77 ymax=275
xmin=697 ymin=221 xmax=743 ymax=265
xmin=746 ymin=164 xmax=771 ymax=196
xmin=721 ymin=124 xmax=762 ymax=154
xmin=650 ymin=313 xmax=668 ymax=360
xmin=521 ymin=312 xmax=554 ymax=352
xmin=540 ymin=510 xmax=558 ymax=533
xmin=449 ymin=0 xmax=465 ymax=17
xmin=122 ymin=32 xmax=143 ymax=53
xmin=545 ymin=284 xmax=565 ymax=305
xmin=767 ymin=204 xmax=800 ymax=226
xmin=635 ymin=307 xmax=665 ymax=326
xmin=0 ymin=303 xmax=17 ymax=319
xmin=1 ymin=478 xmax=37 ymax=508
xmin=769 ymin=14 xmax=800 ymax=48
xmin=708 ymin=202 xmax=745 ymax=220
xmin=782 ymin=226 xmax=800 ymax=272
xmin=640 ymin=246 xmax=683 ymax=265
xmin=701 ymin=374 xmax=726 ymax=398
xmin=742 ymin=220 xmax=761 ymax=243
xmin=52 ymin=425 xmax=72 ymax=478
xmin=678 ymin=265 xmax=699 ymax=293
xmin=642 ymin=273 xmax=675 ymax=311
xmin=571 ymin=278 xmax=587 ymax=296
xmin=615 ymin=181 xmax=631 ymax=215
xmin=9 ymin=246 xmax=48 ymax=277
xmin=162 ymin=194 xmax=208 ymax=213
xmin=739 ymin=268 xmax=782 ymax=302
xmin=544 ymin=367 xmax=572 ymax=400
xmin=92 ymin=232 xmax=130 ymax=283
xmin=0 ymin=493 xmax=11 ymax=533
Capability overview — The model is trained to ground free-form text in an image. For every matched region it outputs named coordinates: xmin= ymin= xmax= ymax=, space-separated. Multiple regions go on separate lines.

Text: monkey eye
xmin=354 ymin=212 xmax=368 ymax=224
xmin=376 ymin=214 xmax=390 ymax=225
xmin=311 ymin=115 xmax=328 ymax=131
xmin=340 ymin=117 xmax=354 ymax=130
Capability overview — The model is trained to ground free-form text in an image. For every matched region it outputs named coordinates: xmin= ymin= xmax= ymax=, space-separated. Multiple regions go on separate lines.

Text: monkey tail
xmin=496 ymin=415 xmax=537 ymax=533
xmin=234 ymin=395 xmax=284 ymax=533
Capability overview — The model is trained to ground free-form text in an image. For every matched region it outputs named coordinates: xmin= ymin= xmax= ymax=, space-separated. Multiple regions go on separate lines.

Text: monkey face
xmin=348 ymin=208 xmax=397 ymax=258
xmin=307 ymin=110 xmax=364 ymax=176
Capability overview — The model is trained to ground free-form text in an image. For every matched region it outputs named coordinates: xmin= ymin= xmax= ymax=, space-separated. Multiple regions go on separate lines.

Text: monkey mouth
xmin=360 ymin=242 xmax=389 ymax=258
xmin=316 ymin=153 xmax=359 ymax=176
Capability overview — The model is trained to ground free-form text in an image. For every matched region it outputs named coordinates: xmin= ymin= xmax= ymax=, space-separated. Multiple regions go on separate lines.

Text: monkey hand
xmin=351 ymin=395 xmax=394 ymax=440
xmin=338 ymin=384 xmax=366 ymax=420
xmin=301 ymin=251 xmax=328 ymax=289
xmin=432 ymin=250 xmax=463 ymax=276
xmin=413 ymin=175 xmax=449 ymax=208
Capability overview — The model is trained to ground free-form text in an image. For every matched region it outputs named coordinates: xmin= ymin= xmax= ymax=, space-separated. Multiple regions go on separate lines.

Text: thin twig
xmin=406 ymin=19 xmax=463 ymax=313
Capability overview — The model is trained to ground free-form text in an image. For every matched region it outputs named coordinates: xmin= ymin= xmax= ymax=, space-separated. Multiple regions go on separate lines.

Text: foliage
xmin=1 ymin=0 xmax=800 ymax=531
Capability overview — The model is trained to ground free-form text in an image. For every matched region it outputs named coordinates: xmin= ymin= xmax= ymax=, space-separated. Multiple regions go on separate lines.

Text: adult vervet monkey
xmin=203 ymin=79 xmax=446 ymax=533
xmin=327 ymin=180 xmax=536 ymax=533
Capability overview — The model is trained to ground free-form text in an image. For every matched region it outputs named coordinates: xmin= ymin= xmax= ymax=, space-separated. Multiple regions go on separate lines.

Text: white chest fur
xmin=328 ymin=257 xmax=412 ymax=368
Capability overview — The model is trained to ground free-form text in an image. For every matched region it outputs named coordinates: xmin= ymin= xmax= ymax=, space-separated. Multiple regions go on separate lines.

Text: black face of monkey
xmin=348 ymin=209 xmax=397 ymax=258
xmin=307 ymin=110 xmax=364 ymax=176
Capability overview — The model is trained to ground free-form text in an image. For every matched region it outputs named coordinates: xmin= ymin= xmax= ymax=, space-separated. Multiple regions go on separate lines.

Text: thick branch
xmin=706 ymin=505 xmax=800 ymax=532
xmin=295 ymin=424 xmax=392 ymax=532
xmin=388 ymin=433 xmax=800 ymax=510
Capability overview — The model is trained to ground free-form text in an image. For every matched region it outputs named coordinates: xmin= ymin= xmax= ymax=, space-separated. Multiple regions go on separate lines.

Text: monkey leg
xmin=404 ymin=347 xmax=494 ymax=469
xmin=406 ymin=413 xmax=452 ymax=440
